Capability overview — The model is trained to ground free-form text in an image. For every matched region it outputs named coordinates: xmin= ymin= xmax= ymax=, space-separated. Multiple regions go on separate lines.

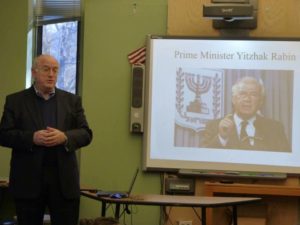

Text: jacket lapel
xmin=55 ymin=89 xmax=66 ymax=130
xmin=25 ymin=87 xmax=44 ymax=129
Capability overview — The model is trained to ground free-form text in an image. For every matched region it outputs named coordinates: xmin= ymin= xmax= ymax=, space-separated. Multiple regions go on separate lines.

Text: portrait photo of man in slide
xmin=202 ymin=76 xmax=291 ymax=152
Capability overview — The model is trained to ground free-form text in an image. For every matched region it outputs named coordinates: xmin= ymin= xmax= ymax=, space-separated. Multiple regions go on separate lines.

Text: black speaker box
xmin=130 ymin=64 xmax=145 ymax=133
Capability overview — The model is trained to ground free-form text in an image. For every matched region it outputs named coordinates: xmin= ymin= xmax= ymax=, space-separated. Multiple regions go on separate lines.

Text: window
xmin=38 ymin=21 xmax=80 ymax=94
xmin=27 ymin=0 xmax=81 ymax=94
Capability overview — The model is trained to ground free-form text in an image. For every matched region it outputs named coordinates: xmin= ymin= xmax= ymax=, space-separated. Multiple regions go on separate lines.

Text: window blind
xmin=34 ymin=0 xmax=81 ymax=26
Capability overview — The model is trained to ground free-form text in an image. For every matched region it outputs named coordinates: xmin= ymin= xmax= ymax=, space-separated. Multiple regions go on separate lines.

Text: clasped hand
xmin=33 ymin=127 xmax=67 ymax=147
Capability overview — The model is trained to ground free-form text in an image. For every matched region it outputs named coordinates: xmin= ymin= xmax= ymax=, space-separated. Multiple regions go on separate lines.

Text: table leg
xmin=101 ymin=202 xmax=106 ymax=217
xmin=201 ymin=206 xmax=207 ymax=225
xmin=232 ymin=205 xmax=237 ymax=225
xmin=114 ymin=203 xmax=121 ymax=220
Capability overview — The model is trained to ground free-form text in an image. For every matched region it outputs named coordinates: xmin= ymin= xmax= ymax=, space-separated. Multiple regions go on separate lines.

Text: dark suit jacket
xmin=0 ymin=87 xmax=93 ymax=199
xmin=203 ymin=114 xmax=290 ymax=152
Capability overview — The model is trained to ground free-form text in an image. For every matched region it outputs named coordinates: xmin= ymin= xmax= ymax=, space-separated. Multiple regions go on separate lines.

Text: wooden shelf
xmin=204 ymin=182 xmax=300 ymax=197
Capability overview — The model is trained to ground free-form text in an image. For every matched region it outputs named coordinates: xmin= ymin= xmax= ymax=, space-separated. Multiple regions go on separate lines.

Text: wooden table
xmin=81 ymin=191 xmax=260 ymax=225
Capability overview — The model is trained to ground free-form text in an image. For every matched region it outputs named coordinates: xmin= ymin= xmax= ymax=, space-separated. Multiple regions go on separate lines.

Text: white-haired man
xmin=203 ymin=76 xmax=290 ymax=152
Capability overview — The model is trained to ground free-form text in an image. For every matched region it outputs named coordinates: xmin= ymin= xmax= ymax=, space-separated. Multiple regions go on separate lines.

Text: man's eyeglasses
xmin=237 ymin=91 xmax=260 ymax=99
xmin=36 ymin=66 xmax=59 ymax=74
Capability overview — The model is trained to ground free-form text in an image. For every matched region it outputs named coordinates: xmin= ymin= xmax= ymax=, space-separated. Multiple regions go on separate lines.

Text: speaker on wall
xmin=130 ymin=64 xmax=145 ymax=133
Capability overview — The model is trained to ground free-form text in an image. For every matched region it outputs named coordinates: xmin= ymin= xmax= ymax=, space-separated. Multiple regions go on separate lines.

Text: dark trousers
xmin=14 ymin=167 xmax=79 ymax=225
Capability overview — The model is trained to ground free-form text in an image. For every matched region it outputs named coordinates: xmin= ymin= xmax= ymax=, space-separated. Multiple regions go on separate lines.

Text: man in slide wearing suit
xmin=203 ymin=76 xmax=290 ymax=152
xmin=0 ymin=54 xmax=93 ymax=225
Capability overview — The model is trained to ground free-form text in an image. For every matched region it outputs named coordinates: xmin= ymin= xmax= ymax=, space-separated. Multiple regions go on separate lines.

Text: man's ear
xmin=31 ymin=68 xmax=37 ymax=79
xmin=232 ymin=96 xmax=237 ymax=107
xmin=259 ymin=95 xmax=265 ymax=108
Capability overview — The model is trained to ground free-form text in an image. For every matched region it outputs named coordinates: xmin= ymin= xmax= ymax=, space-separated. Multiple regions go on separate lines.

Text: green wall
xmin=80 ymin=1 xmax=167 ymax=224
xmin=0 ymin=1 xmax=28 ymax=178
xmin=0 ymin=2 xmax=28 ymax=219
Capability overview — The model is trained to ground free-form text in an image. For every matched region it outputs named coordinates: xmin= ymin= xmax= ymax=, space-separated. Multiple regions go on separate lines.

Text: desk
xmin=81 ymin=191 xmax=260 ymax=225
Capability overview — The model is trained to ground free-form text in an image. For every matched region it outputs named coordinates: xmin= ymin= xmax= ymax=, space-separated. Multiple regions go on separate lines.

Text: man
xmin=0 ymin=54 xmax=93 ymax=225
xmin=203 ymin=76 xmax=290 ymax=152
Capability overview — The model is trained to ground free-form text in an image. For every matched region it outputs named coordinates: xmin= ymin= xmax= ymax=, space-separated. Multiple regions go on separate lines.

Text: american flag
xmin=128 ymin=46 xmax=146 ymax=64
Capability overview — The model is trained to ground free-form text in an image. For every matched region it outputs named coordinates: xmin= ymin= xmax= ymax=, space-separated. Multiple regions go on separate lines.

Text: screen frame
xmin=143 ymin=35 xmax=300 ymax=176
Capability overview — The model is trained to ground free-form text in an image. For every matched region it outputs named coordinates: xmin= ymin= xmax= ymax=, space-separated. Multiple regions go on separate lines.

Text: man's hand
xmin=33 ymin=127 xmax=67 ymax=147
xmin=218 ymin=116 xmax=235 ymax=139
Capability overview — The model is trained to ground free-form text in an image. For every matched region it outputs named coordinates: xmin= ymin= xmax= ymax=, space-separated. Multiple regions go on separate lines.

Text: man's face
xmin=232 ymin=81 xmax=263 ymax=119
xmin=32 ymin=56 xmax=59 ymax=93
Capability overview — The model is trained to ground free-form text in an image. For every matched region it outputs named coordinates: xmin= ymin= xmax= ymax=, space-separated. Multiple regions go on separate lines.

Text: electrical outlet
xmin=177 ymin=220 xmax=192 ymax=225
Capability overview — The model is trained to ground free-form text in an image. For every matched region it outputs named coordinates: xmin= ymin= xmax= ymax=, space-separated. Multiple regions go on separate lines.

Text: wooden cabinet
xmin=204 ymin=182 xmax=300 ymax=225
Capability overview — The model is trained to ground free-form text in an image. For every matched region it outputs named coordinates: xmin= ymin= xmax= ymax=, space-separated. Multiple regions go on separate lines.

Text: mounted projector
xmin=203 ymin=0 xmax=258 ymax=29
xmin=203 ymin=4 xmax=253 ymax=20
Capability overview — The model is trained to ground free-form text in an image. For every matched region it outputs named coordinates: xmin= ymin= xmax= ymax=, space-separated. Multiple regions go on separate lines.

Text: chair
xmin=79 ymin=217 xmax=120 ymax=225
